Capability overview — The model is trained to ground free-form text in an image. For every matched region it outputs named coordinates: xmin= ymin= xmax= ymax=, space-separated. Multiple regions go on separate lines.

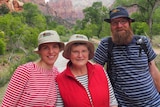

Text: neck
xmin=35 ymin=60 xmax=53 ymax=70
xmin=70 ymin=65 xmax=87 ymax=77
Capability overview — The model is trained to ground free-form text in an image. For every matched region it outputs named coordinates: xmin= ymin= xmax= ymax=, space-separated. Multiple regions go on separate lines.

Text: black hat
xmin=104 ymin=7 xmax=135 ymax=23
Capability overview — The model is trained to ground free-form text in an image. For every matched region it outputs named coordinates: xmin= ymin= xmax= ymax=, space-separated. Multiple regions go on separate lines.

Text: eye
xmin=120 ymin=19 xmax=128 ymax=24
xmin=52 ymin=44 xmax=59 ymax=49
xmin=111 ymin=18 xmax=128 ymax=26
xmin=111 ymin=21 xmax=117 ymax=26
xmin=41 ymin=45 xmax=48 ymax=50
xmin=71 ymin=50 xmax=79 ymax=54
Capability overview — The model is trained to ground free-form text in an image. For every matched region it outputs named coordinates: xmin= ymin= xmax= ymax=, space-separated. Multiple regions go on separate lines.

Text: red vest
xmin=56 ymin=62 xmax=109 ymax=107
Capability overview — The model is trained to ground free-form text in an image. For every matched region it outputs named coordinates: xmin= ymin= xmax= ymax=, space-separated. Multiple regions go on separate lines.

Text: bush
xmin=0 ymin=39 xmax=5 ymax=55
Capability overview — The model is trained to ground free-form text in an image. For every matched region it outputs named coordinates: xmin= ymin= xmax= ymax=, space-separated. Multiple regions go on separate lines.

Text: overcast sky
xmin=45 ymin=0 xmax=49 ymax=3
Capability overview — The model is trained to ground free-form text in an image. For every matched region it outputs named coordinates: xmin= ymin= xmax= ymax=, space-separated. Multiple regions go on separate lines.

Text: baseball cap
xmin=62 ymin=34 xmax=94 ymax=60
xmin=104 ymin=7 xmax=135 ymax=23
xmin=34 ymin=30 xmax=64 ymax=52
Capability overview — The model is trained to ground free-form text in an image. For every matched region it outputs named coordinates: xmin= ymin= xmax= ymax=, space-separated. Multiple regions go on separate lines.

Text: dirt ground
xmin=154 ymin=48 xmax=160 ymax=54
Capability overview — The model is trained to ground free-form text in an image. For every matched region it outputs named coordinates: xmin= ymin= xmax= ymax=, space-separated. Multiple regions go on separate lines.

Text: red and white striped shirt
xmin=1 ymin=62 xmax=59 ymax=107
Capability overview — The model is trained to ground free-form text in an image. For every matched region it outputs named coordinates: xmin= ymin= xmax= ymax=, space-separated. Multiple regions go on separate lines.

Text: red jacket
xmin=56 ymin=62 xmax=109 ymax=107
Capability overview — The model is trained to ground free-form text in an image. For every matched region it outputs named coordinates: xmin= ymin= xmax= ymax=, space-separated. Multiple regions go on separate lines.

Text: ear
xmin=35 ymin=51 xmax=40 ymax=54
xmin=129 ymin=19 xmax=132 ymax=23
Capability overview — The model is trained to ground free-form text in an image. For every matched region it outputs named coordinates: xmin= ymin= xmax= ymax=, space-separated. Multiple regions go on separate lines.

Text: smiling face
xmin=110 ymin=17 xmax=134 ymax=45
xmin=69 ymin=43 xmax=89 ymax=68
xmin=37 ymin=42 xmax=60 ymax=68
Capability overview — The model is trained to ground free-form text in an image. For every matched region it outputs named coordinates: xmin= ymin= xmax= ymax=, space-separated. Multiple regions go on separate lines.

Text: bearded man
xmin=93 ymin=7 xmax=160 ymax=107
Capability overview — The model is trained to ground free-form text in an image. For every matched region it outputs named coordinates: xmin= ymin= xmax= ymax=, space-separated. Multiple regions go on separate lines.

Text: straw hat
xmin=34 ymin=30 xmax=64 ymax=52
xmin=63 ymin=34 xmax=94 ymax=60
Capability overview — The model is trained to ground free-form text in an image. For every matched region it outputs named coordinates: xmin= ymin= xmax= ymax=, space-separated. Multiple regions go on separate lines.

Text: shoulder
xmin=97 ymin=37 xmax=111 ymax=50
xmin=92 ymin=63 xmax=104 ymax=70
xmin=91 ymin=63 xmax=106 ymax=75
xmin=56 ymin=69 xmax=67 ymax=79
xmin=134 ymin=35 xmax=150 ymax=43
xmin=19 ymin=62 xmax=34 ymax=69
xmin=100 ymin=37 xmax=111 ymax=43
xmin=15 ymin=62 xmax=34 ymax=74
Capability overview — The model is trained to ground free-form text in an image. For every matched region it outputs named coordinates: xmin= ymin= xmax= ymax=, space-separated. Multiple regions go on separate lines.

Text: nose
xmin=49 ymin=48 xmax=54 ymax=53
xmin=78 ymin=52 xmax=83 ymax=57
xmin=117 ymin=22 xmax=123 ymax=27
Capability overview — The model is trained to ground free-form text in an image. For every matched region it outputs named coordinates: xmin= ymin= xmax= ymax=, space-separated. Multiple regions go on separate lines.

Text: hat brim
xmin=34 ymin=42 xmax=64 ymax=53
xmin=63 ymin=41 xmax=94 ymax=60
xmin=104 ymin=16 xmax=135 ymax=23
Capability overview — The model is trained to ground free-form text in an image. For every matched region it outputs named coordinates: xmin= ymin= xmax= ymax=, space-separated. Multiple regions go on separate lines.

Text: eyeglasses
xmin=111 ymin=18 xmax=128 ymax=26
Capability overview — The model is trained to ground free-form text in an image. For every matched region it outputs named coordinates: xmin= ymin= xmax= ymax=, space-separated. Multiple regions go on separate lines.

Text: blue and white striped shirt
xmin=93 ymin=36 xmax=160 ymax=106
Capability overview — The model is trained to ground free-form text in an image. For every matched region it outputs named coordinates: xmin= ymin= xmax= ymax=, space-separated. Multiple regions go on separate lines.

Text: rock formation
xmin=0 ymin=0 xmax=138 ymax=24
xmin=0 ymin=0 xmax=23 ymax=12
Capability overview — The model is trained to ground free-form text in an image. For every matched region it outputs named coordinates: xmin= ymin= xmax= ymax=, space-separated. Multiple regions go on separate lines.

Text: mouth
xmin=117 ymin=28 xmax=125 ymax=31
xmin=48 ymin=55 xmax=55 ymax=59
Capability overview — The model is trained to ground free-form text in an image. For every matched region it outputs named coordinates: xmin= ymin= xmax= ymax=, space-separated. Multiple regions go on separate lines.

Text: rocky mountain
xmin=21 ymin=0 xmax=115 ymax=23
xmin=0 ymin=0 xmax=114 ymax=23
xmin=0 ymin=0 xmax=23 ymax=12
xmin=46 ymin=0 xmax=115 ymax=23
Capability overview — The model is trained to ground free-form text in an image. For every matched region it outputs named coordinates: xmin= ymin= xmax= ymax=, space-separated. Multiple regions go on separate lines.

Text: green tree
xmin=75 ymin=2 xmax=109 ymax=38
xmin=22 ymin=3 xmax=47 ymax=30
xmin=0 ymin=3 xmax=46 ymax=54
xmin=55 ymin=25 xmax=67 ymax=36
xmin=132 ymin=22 xmax=149 ymax=35
xmin=0 ymin=4 xmax=9 ymax=15
xmin=0 ymin=13 xmax=28 ymax=51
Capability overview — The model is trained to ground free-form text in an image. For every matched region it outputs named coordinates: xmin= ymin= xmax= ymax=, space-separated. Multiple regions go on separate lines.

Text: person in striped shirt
xmin=93 ymin=7 xmax=160 ymax=106
xmin=1 ymin=30 xmax=64 ymax=107
xmin=56 ymin=34 xmax=118 ymax=107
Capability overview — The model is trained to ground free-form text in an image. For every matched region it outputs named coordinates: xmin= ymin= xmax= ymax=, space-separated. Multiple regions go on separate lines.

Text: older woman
xmin=56 ymin=34 xmax=118 ymax=107
xmin=1 ymin=30 xmax=64 ymax=107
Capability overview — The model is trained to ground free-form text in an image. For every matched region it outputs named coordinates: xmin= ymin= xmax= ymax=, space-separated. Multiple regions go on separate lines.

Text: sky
xmin=45 ymin=0 xmax=49 ymax=3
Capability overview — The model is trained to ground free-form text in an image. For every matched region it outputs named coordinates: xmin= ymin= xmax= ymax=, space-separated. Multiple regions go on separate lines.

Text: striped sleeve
xmin=103 ymin=68 xmax=118 ymax=106
xmin=93 ymin=38 xmax=109 ymax=66
xmin=1 ymin=63 xmax=30 ymax=107
xmin=142 ymin=36 xmax=157 ymax=62
xmin=55 ymin=82 xmax=64 ymax=107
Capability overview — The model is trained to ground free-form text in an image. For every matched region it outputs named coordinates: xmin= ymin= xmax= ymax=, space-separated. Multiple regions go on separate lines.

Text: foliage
xmin=0 ymin=3 xmax=48 ymax=54
xmin=22 ymin=3 xmax=47 ymax=29
xmin=74 ymin=2 xmax=109 ymax=38
xmin=55 ymin=25 xmax=68 ymax=36
xmin=0 ymin=39 xmax=5 ymax=55
xmin=0 ymin=4 xmax=9 ymax=15
xmin=0 ymin=31 xmax=6 ymax=55
xmin=152 ymin=7 xmax=160 ymax=35
xmin=45 ymin=15 xmax=58 ymax=29
xmin=22 ymin=27 xmax=40 ymax=50
xmin=99 ymin=22 xmax=111 ymax=38
xmin=132 ymin=22 xmax=149 ymax=35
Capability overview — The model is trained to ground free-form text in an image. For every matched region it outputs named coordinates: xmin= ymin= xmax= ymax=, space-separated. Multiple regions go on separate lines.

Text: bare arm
xmin=149 ymin=60 xmax=160 ymax=92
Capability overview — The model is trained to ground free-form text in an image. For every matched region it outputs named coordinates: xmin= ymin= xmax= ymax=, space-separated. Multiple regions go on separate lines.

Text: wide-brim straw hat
xmin=34 ymin=30 xmax=64 ymax=53
xmin=63 ymin=34 xmax=94 ymax=60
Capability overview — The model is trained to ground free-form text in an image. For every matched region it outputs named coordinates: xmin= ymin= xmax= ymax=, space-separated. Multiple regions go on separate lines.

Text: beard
xmin=111 ymin=27 xmax=134 ymax=45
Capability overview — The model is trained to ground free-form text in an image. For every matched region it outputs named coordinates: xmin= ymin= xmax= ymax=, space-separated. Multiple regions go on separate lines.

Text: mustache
xmin=116 ymin=27 xmax=128 ymax=32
